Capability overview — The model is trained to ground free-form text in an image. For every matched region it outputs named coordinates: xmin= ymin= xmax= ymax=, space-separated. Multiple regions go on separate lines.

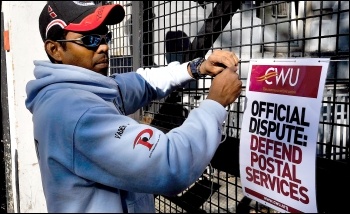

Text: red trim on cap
xmin=46 ymin=19 xmax=67 ymax=38
xmin=64 ymin=4 xmax=123 ymax=32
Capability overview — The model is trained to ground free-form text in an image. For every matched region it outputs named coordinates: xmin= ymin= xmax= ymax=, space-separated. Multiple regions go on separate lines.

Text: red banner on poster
xmin=249 ymin=65 xmax=322 ymax=98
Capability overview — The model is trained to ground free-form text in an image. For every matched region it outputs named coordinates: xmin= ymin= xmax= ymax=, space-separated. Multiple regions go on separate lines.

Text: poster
xmin=239 ymin=58 xmax=329 ymax=213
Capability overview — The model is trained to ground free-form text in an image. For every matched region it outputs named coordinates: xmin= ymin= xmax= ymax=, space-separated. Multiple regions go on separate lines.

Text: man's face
xmin=59 ymin=27 xmax=110 ymax=76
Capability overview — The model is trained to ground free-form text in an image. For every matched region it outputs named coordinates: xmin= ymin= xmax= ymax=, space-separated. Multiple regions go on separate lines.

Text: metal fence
xmin=108 ymin=1 xmax=349 ymax=213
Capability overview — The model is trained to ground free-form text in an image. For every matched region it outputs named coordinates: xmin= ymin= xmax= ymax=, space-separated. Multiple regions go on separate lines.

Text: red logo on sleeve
xmin=133 ymin=129 xmax=154 ymax=150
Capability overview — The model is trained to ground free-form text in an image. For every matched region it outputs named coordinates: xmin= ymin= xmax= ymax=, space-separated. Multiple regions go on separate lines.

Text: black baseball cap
xmin=39 ymin=1 xmax=125 ymax=41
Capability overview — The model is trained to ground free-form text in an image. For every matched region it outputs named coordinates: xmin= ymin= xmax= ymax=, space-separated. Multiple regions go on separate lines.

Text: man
xmin=25 ymin=1 xmax=242 ymax=213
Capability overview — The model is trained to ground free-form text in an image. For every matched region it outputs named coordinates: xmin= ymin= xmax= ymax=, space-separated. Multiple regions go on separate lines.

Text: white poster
xmin=239 ymin=58 xmax=329 ymax=213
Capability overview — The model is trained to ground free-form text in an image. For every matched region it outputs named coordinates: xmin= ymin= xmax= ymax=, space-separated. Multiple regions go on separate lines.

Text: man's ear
xmin=45 ymin=40 xmax=63 ymax=62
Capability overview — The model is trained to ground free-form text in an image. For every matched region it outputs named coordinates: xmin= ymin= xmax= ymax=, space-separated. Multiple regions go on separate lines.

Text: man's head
xmin=39 ymin=1 xmax=125 ymax=76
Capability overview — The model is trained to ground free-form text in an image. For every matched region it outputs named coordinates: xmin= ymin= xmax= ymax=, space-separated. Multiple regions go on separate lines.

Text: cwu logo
xmin=257 ymin=67 xmax=300 ymax=86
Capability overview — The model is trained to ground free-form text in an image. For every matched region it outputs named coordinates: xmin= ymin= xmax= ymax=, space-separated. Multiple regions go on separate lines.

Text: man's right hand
xmin=206 ymin=66 xmax=242 ymax=107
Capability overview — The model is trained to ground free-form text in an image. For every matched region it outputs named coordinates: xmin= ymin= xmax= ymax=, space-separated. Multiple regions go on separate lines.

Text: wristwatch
xmin=188 ymin=57 xmax=206 ymax=80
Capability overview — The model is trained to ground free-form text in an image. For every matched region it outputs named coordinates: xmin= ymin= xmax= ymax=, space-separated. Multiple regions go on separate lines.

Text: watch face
xmin=190 ymin=57 xmax=205 ymax=79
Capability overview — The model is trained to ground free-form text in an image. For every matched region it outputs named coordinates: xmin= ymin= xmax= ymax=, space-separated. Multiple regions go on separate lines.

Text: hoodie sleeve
xmin=73 ymin=98 xmax=227 ymax=196
xmin=112 ymin=61 xmax=194 ymax=115
xmin=135 ymin=61 xmax=193 ymax=94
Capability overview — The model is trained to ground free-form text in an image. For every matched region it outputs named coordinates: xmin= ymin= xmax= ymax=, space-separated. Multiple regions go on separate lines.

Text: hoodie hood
xmin=25 ymin=60 xmax=119 ymax=112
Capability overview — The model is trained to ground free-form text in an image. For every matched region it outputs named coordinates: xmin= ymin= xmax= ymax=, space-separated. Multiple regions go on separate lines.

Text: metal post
xmin=1 ymin=12 xmax=14 ymax=213
xmin=132 ymin=1 xmax=142 ymax=70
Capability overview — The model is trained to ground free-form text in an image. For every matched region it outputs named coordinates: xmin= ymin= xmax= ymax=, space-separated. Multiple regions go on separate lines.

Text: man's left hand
xmin=199 ymin=50 xmax=240 ymax=77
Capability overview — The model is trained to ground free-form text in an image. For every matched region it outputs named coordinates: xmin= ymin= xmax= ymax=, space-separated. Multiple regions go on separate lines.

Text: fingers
xmin=207 ymin=67 xmax=242 ymax=107
xmin=199 ymin=50 xmax=240 ymax=77
xmin=221 ymin=66 xmax=240 ymax=80
xmin=204 ymin=62 xmax=238 ymax=77
xmin=209 ymin=50 xmax=239 ymax=68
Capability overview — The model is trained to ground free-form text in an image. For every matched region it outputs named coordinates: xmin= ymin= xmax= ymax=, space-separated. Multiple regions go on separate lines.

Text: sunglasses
xmin=56 ymin=32 xmax=112 ymax=48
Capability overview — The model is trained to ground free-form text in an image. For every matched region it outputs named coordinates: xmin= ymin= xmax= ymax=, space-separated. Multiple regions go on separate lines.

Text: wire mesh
xmin=109 ymin=1 xmax=349 ymax=213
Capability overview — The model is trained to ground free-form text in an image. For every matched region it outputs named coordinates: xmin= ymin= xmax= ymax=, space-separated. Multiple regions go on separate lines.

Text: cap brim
xmin=64 ymin=4 xmax=125 ymax=32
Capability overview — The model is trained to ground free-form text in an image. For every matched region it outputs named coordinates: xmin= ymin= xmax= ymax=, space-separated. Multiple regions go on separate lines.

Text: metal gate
xmin=108 ymin=1 xmax=349 ymax=213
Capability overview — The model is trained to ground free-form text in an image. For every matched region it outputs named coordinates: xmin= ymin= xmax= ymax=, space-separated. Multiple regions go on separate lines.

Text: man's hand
xmin=207 ymin=66 xmax=242 ymax=107
xmin=199 ymin=50 xmax=240 ymax=77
